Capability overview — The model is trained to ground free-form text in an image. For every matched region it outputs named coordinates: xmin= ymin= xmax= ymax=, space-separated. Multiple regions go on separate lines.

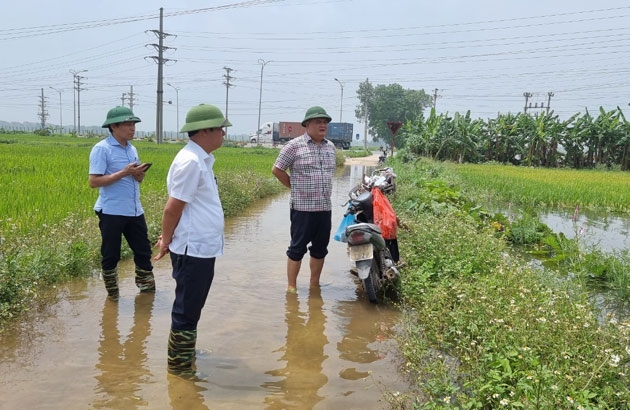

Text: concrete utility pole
xmin=334 ymin=77 xmax=344 ymax=122
xmin=69 ymin=69 xmax=87 ymax=133
xmin=128 ymin=85 xmax=135 ymax=111
xmin=546 ymin=91 xmax=554 ymax=114
xmin=38 ymin=88 xmax=48 ymax=130
xmin=146 ymin=7 xmax=176 ymax=144
xmin=523 ymin=92 xmax=533 ymax=113
xmin=167 ymin=83 xmax=180 ymax=139
xmin=49 ymin=86 xmax=62 ymax=133
xmin=363 ymin=77 xmax=369 ymax=150
xmin=223 ymin=66 xmax=234 ymax=139
xmin=432 ymin=88 xmax=440 ymax=110
xmin=257 ymin=59 xmax=270 ymax=143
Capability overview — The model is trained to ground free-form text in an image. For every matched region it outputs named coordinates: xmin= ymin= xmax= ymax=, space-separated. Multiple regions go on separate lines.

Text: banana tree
xmin=483 ymin=112 xmax=523 ymax=163
xmin=526 ymin=112 xmax=563 ymax=167
xmin=450 ymin=110 xmax=482 ymax=163
xmin=405 ymin=108 xmax=439 ymax=157
xmin=591 ymin=107 xmax=622 ymax=167
xmin=563 ymin=112 xmax=592 ymax=169
xmin=617 ymin=107 xmax=630 ymax=170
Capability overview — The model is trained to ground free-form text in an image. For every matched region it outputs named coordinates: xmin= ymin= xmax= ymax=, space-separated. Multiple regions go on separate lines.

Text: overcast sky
xmin=2 ymin=0 xmax=629 ymax=139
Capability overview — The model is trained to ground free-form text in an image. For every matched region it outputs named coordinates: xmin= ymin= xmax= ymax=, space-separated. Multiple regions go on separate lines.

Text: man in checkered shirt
xmin=272 ymin=106 xmax=337 ymax=293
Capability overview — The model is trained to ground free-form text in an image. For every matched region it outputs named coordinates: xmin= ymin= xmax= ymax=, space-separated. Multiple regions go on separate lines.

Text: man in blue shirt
xmin=89 ymin=106 xmax=154 ymax=300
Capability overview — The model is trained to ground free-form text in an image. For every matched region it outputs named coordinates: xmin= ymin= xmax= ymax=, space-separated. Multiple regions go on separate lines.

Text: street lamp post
xmin=49 ymin=86 xmax=63 ymax=134
xmin=166 ymin=82 xmax=180 ymax=140
xmin=334 ymin=78 xmax=344 ymax=122
xmin=257 ymin=59 xmax=270 ymax=143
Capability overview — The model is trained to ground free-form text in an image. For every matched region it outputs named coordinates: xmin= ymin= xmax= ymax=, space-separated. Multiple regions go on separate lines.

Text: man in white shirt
xmin=154 ymin=103 xmax=231 ymax=378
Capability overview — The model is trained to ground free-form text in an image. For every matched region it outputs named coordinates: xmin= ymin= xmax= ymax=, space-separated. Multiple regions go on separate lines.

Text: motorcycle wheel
xmin=361 ymin=258 xmax=381 ymax=304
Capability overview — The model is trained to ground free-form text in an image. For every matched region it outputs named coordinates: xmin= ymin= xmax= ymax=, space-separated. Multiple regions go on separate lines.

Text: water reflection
xmin=539 ymin=208 xmax=630 ymax=252
xmin=167 ymin=374 xmax=210 ymax=410
xmin=496 ymin=203 xmax=630 ymax=252
xmin=93 ymin=293 xmax=155 ymax=409
xmin=336 ymin=301 xmax=384 ymax=379
xmin=262 ymin=288 xmax=329 ymax=409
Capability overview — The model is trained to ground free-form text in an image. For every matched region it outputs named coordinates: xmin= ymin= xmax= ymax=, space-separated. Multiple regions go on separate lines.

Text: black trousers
xmin=170 ymin=252 xmax=215 ymax=331
xmin=96 ymin=212 xmax=153 ymax=272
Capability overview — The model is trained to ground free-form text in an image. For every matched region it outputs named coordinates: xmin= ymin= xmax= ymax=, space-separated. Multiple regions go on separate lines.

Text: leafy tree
xmin=355 ymin=79 xmax=432 ymax=147
xmin=354 ymin=78 xmax=375 ymax=125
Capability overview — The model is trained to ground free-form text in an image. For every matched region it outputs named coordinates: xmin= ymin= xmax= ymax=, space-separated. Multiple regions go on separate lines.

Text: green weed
xmin=388 ymin=159 xmax=630 ymax=408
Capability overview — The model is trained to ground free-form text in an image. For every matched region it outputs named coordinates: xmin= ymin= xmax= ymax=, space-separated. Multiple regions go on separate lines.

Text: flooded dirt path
xmin=0 ymin=158 xmax=411 ymax=410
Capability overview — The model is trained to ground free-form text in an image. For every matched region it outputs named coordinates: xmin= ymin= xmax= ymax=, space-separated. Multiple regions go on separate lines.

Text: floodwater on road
xmin=0 ymin=163 xmax=411 ymax=410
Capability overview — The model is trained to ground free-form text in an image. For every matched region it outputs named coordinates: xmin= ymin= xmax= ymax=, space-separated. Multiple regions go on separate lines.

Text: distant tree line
xmin=355 ymin=79 xmax=630 ymax=170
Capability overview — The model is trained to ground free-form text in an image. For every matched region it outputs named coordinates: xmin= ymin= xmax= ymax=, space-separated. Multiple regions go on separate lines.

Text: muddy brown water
xmin=0 ymin=162 xmax=412 ymax=410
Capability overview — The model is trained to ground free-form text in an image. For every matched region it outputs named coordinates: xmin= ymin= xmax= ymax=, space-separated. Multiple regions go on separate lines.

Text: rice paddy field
xmin=0 ymin=134 xmax=280 ymax=238
xmin=0 ymin=134 xmax=285 ymax=321
xmin=446 ymin=162 xmax=630 ymax=213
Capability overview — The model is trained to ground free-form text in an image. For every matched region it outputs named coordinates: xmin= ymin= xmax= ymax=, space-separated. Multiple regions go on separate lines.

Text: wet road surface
xmin=0 ymin=162 xmax=411 ymax=410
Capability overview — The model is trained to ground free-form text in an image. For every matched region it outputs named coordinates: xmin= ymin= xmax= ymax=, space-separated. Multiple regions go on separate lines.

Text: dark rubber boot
xmin=135 ymin=267 xmax=155 ymax=292
xmin=167 ymin=329 xmax=197 ymax=378
xmin=102 ymin=268 xmax=119 ymax=300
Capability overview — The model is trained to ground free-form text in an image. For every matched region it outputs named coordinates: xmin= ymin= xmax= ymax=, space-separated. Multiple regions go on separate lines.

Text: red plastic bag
xmin=372 ymin=187 xmax=397 ymax=240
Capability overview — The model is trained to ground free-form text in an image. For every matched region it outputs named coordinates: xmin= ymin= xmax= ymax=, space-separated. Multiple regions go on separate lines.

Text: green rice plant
xmin=446 ymin=162 xmax=630 ymax=213
xmin=0 ymin=136 xmax=282 ymax=237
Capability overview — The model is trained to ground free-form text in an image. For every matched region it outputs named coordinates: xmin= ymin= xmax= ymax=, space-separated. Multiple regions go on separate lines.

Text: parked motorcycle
xmin=377 ymin=147 xmax=388 ymax=165
xmin=350 ymin=167 xmax=396 ymax=197
xmin=337 ymin=170 xmax=399 ymax=304
xmin=378 ymin=152 xmax=387 ymax=165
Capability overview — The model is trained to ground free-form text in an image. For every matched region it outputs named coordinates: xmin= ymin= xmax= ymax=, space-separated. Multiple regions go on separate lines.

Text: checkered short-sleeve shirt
xmin=273 ymin=134 xmax=336 ymax=211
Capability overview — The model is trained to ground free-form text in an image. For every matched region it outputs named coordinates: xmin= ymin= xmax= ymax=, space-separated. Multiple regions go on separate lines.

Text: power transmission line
xmin=0 ymin=0 xmax=286 ymax=40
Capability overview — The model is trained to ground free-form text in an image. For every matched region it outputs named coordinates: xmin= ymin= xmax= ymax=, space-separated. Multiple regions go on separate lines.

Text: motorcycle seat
xmin=346 ymin=222 xmax=382 ymax=235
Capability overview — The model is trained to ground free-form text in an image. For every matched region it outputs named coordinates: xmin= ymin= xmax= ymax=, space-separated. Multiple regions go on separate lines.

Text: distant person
xmin=272 ymin=106 xmax=337 ymax=293
xmin=378 ymin=146 xmax=387 ymax=165
xmin=89 ymin=106 xmax=155 ymax=300
xmin=154 ymin=103 xmax=231 ymax=378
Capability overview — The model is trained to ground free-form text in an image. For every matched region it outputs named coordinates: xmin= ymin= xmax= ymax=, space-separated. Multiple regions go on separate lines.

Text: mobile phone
xmin=141 ymin=162 xmax=152 ymax=171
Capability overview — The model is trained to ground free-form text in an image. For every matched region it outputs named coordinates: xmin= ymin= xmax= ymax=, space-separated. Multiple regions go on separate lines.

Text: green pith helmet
xmin=301 ymin=106 xmax=332 ymax=127
xmin=101 ymin=106 xmax=141 ymax=128
xmin=180 ymin=104 xmax=232 ymax=133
